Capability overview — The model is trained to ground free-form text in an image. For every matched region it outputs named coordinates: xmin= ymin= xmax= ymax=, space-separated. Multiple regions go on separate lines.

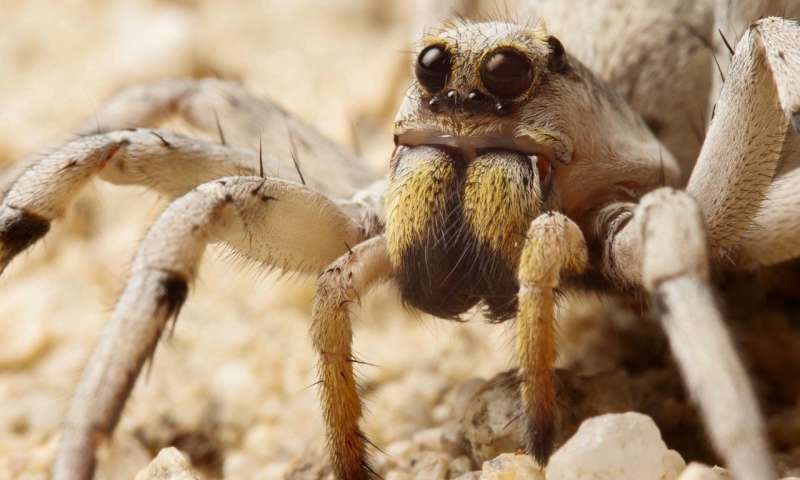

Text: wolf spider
xmin=1 ymin=1 xmax=799 ymax=479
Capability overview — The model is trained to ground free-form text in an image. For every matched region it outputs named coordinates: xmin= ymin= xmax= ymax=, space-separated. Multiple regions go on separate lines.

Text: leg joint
xmin=636 ymin=188 xmax=710 ymax=289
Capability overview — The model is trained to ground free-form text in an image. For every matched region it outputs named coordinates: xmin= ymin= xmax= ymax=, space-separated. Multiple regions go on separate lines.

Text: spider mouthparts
xmin=536 ymin=156 xmax=553 ymax=197
xmin=394 ymin=131 xmax=555 ymax=173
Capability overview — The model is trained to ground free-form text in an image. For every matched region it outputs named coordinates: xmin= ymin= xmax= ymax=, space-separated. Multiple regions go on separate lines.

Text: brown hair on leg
xmin=516 ymin=212 xmax=587 ymax=464
xmin=311 ymin=237 xmax=392 ymax=479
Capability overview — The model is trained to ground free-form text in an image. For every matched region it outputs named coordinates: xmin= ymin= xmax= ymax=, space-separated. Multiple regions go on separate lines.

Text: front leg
xmin=0 ymin=130 xmax=260 ymax=274
xmin=516 ymin=212 xmax=588 ymax=463
xmin=53 ymin=177 xmax=365 ymax=480
xmin=311 ymin=236 xmax=392 ymax=480
xmin=688 ymin=17 xmax=800 ymax=257
xmin=711 ymin=0 xmax=784 ymax=107
xmin=594 ymin=189 xmax=774 ymax=480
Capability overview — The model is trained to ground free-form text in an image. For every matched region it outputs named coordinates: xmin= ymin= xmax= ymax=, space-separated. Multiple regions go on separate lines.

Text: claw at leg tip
xmin=533 ymin=443 xmax=553 ymax=466
xmin=526 ymin=416 xmax=556 ymax=468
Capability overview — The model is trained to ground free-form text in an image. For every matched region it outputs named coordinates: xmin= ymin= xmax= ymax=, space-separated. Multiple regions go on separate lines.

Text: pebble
xmin=413 ymin=455 xmax=449 ymax=480
xmin=478 ymin=453 xmax=544 ymax=480
xmin=134 ymin=448 xmax=201 ymax=480
xmin=97 ymin=435 xmax=152 ymax=479
xmin=461 ymin=372 xmax=524 ymax=464
xmin=0 ymin=318 xmax=50 ymax=370
xmin=453 ymin=473 xmax=481 ymax=480
xmin=448 ymin=455 xmax=475 ymax=478
xmin=677 ymin=463 xmax=729 ymax=479
xmin=547 ymin=412 xmax=686 ymax=480
xmin=462 ymin=368 xmax=637 ymax=465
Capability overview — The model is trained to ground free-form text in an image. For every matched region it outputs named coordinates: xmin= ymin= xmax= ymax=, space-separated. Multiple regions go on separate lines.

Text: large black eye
xmin=416 ymin=44 xmax=451 ymax=93
xmin=480 ymin=48 xmax=533 ymax=99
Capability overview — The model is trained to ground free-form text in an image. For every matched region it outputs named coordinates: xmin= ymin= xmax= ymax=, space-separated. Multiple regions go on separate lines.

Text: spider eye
xmin=416 ymin=44 xmax=452 ymax=93
xmin=480 ymin=48 xmax=533 ymax=99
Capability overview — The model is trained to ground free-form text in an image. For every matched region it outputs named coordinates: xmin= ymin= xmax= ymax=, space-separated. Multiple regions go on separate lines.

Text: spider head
xmin=386 ymin=22 xmax=570 ymax=320
xmin=394 ymin=20 xmax=571 ymax=153
xmin=399 ymin=21 xmax=568 ymax=127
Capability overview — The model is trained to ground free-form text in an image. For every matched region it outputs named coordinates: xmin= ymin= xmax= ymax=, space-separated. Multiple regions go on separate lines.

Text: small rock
xmin=96 ymin=434 xmax=152 ymax=479
xmin=440 ymin=423 xmax=469 ymax=458
xmin=382 ymin=440 xmax=450 ymax=477
xmin=134 ymin=448 xmax=201 ymax=480
xmin=0 ymin=318 xmax=50 ymax=369
xmin=433 ymin=404 xmax=453 ymax=423
xmin=386 ymin=440 xmax=414 ymax=458
xmin=462 ymin=372 xmax=524 ymax=464
xmin=283 ymin=454 xmax=333 ymax=480
xmin=547 ymin=412 xmax=686 ymax=480
xmin=453 ymin=473 xmax=481 ymax=480
xmin=386 ymin=471 xmax=413 ymax=480
xmin=677 ymin=463 xmax=729 ymax=479
xmin=0 ymin=434 xmax=58 ymax=478
xmin=664 ymin=450 xmax=689 ymax=478
xmin=448 ymin=456 xmax=475 ymax=479
xmin=478 ymin=453 xmax=544 ymax=480
xmin=370 ymin=371 xmax=449 ymax=443
xmin=261 ymin=461 xmax=291 ymax=478
xmin=446 ymin=379 xmax=486 ymax=415
xmin=413 ymin=427 xmax=446 ymax=450
xmin=211 ymin=361 xmax=257 ymax=399
xmin=412 ymin=454 xmax=449 ymax=480
xmin=382 ymin=440 xmax=416 ymax=471
xmin=462 ymin=369 xmax=635 ymax=464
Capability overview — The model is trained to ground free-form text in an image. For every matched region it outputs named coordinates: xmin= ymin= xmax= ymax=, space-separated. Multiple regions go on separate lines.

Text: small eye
xmin=416 ymin=44 xmax=452 ymax=93
xmin=480 ymin=48 xmax=533 ymax=99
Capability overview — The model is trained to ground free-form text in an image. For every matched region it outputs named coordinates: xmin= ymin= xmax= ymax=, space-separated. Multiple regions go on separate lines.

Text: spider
xmin=0 ymin=1 xmax=798 ymax=479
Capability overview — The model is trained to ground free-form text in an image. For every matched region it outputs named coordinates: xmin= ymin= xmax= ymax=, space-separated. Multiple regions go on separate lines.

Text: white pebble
xmin=547 ymin=412 xmax=686 ymax=480
xmin=133 ymin=448 xmax=200 ymax=480
xmin=677 ymin=463 xmax=729 ymax=479
xmin=478 ymin=453 xmax=544 ymax=480
xmin=0 ymin=318 xmax=50 ymax=369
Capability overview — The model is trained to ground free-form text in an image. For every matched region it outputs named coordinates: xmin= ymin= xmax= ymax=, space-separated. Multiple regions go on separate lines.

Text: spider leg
xmin=733 ymin=166 xmax=800 ymax=268
xmin=688 ymin=17 xmax=800 ymax=258
xmin=52 ymin=176 xmax=365 ymax=480
xmin=1 ymin=77 xmax=362 ymax=199
xmin=727 ymin=17 xmax=800 ymax=268
xmin=592 ymin=17 xmax=800 ymax=477
xmin=0 ymin=77 xmax=368 ymax=265
xmin=311 ymin=236 xmax=392 ymax=480
xmin=516 ymin=212 xmax=587 ymax=464
xmin=711 ymin=0 xmax=784 ymax=106
xmin=0 ymin=123 xmax=378 ymax=275
xmin=0 ymin=130 xmax=261 ymax=274
xmin=77 ymin=78 xmax=367 ymax=197
xmin=595 ymin=188 xmax=774 ymax=480
xmin=77 ymin=78 xmax=326 ymax=150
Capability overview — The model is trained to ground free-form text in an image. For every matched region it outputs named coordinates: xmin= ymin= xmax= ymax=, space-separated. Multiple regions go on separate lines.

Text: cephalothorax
xmin=1 ymin=2 xmax=799 ymax=480
xmin=389 ymin=21 xmax=676 ymax=324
